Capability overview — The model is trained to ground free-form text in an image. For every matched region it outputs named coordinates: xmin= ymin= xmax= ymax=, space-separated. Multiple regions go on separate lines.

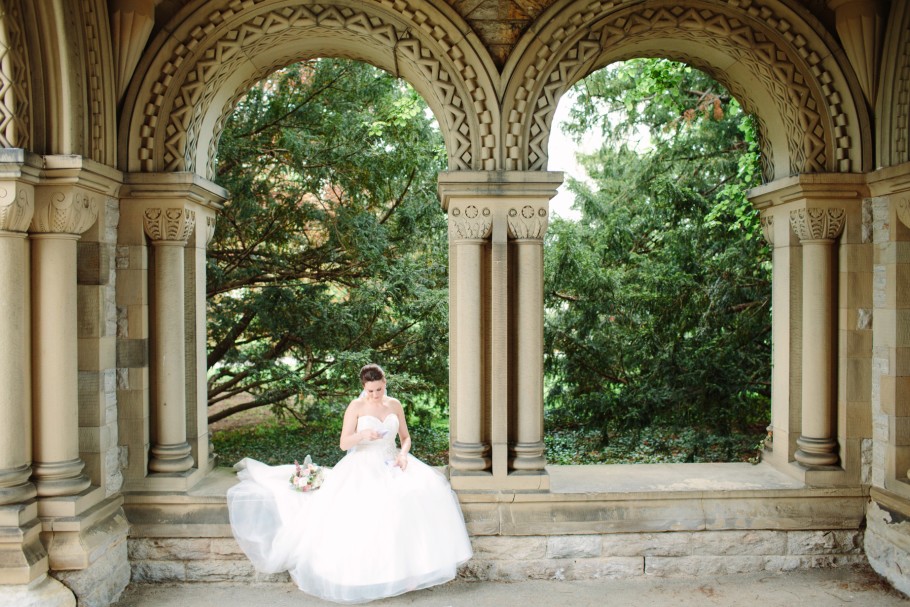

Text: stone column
xmin=790 ymin=207 xmax=846 ymax=467
xmin=30 ymin=180 xmax=99 ymax=497
xmin=0 ymin=151 xmax=46 ymax=587
xmin=508 ymin=204 xmax=548 ymax=471
xmin=143 ymin=206 xmax=195 ymax=473
xmin=448 ymin=204 xmax=492 ymax=472
xmin=439 ymin=171 xmax=561 ymax=491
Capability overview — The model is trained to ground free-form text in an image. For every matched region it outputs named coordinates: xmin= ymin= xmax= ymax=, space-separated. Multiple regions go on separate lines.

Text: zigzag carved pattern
xmin=513 ymin=2 xmax=849 ymax=177
xmin=0 ymin=0 xmax=30 ymax=149
xmin=82 ymin=0 xmax=105 ymax=162
xmin=141 ymin=1 xmax=479 ymax=175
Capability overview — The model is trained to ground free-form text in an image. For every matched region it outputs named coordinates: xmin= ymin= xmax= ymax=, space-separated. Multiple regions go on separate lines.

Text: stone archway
xmin=119 ymin=0 xmax=500 ymax=177
xmin=496 ymin=0 xmax=873 ymax=484
xmin=501 ymin=0 xmax=871 ymax=180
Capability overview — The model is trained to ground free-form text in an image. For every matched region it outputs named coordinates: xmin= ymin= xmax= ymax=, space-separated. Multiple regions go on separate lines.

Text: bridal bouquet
xmin=289 ymin=455 xmax=324 ymax=492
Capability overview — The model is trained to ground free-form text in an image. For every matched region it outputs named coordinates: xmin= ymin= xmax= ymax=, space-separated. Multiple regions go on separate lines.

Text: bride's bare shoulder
xmin=345 ymin=397 xmax=366 ymax=415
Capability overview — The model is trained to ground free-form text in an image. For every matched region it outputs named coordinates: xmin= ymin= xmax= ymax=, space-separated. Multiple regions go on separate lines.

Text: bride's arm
xmin=393 ymin=400 xmax=411 ymax=469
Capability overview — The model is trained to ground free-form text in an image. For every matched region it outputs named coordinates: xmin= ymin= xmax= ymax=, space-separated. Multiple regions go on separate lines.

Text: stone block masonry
xmin=127 ymin=529 xmax=867 ymax=585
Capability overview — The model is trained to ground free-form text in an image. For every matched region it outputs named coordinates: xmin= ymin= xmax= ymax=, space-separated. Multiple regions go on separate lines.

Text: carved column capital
xmin=759 ymin=211 xmax=774 ymax=245
xmin=449 ymin=204 xmax=492 ymax=240
xmin=0 ymin=181 xmax=33 ymax=232
xmin=143 ymin=206 xmax=196 ymax=243
xmin=31 ymin=186 xmax=99 ymax=235
xmin=204 ymin=214 xmax=217 ymax=246
xmin=789 ymin=207 xmax=846 ymax=242
xmin=507 ymin=204 xmax=548 ymax=240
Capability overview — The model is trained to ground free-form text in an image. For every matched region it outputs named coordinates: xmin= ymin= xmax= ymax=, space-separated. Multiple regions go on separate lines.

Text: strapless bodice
xmin=353 ymin=414 xmax=399 ymax=457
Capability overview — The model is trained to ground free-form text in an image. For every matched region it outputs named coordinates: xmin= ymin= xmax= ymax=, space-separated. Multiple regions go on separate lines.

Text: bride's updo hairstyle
xmin=360 ymin=363 xmax=385 ymax=385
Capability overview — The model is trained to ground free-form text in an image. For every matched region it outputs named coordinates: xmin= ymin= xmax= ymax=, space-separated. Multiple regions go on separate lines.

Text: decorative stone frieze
xmin=789 ymin=207 xmax=847 ymax=242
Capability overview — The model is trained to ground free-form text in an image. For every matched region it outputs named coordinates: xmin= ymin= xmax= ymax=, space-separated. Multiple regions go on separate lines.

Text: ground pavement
xmin=113 ymin=566 xmax=908 ymax=607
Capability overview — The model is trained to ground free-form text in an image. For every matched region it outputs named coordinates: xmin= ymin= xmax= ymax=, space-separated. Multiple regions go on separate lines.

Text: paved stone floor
xmin=113 ymin=567 xmax=908 ymax=606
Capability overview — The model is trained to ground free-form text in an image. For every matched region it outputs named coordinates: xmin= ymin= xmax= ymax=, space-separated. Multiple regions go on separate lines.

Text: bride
xmin=226 ymin=363 xmax=473 ymax=604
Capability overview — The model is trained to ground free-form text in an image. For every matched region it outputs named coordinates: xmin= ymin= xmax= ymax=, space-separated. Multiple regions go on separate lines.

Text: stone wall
xmin=866 ymin=499 xmax=910 ymax=596
xmin=127 ymin=529 xmax=867 ymax=585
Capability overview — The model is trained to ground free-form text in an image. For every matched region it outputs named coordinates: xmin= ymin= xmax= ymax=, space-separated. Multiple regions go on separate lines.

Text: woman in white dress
xmin=226 ymin=363 xmax=473 ymax=604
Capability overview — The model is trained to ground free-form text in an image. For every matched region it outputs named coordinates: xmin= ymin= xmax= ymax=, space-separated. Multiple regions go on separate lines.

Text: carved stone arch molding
xmin=0 ymin=0 xmax=32 ymax=150
xmin=876 ymin=0 xmax=910 ymax=167
xmin=3 ymin=0 xmax=117 ymax=163
xmin=501 ymin=0 xmax=872 ymax=181
xmin=120 ymin=0 xmax=500 ymax=179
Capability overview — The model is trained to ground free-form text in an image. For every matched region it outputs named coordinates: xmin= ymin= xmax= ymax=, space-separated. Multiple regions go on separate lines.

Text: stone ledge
xmin=122 ymin=463 xmax=868 ymax=539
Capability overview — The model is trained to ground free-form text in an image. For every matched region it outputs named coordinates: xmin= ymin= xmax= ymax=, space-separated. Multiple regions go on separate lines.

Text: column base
xmin=450 ymin=468 xmax=549 ymax=491
xmin=31 ymin=459 xmax=90 ymax=498
xmin=0 ymin=464 xmax=36 ymax=505
xmin=39 ymin=491 xmax=125 ymax=571
xmin=0 ymin=574 xmax=75 ymax=607
xmin=149 ymin=441 xmax=194 ymax=473
xmin=795 ymin=436 xmax=839 ymax=467
xmin=0 ymin=500 xmax=47 ymax=585
xmin=450 ymin=441 xmax=491 ymax=472
xmin=510 ymin=441 xmax=546 ymax=471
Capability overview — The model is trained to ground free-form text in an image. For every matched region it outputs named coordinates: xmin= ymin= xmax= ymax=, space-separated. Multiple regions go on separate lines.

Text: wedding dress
xmin=226 ymin=413 xmax=473 ymax=604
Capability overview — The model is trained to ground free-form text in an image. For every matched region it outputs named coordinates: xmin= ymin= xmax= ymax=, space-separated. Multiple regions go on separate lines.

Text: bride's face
xmin=363 ymin=380 xmax=385 ymax=402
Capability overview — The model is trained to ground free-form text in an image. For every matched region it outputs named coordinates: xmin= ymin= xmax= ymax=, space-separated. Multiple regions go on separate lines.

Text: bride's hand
xmin=361 ymin=429 xmax=382 ymax=441
xmin=395 ymin=453 xmax=408 ymax=471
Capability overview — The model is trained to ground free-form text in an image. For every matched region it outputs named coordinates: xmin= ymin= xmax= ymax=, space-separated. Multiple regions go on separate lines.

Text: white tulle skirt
xmin=226 ymin=446 xmax=472 ymax=604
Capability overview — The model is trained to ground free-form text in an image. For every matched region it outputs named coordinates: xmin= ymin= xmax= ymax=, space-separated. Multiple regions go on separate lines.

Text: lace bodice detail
xmin=353 ymin=413 xmax=399 ymax=458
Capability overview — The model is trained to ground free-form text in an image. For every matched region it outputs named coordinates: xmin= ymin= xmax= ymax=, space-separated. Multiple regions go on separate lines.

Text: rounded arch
xmin=118 ymin=0 xmax=500 ymax=179
xmin=501 ymin=0 xmax=872 ymax=181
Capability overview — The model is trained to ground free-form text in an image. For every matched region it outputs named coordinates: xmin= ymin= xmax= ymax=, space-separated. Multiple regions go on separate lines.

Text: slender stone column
xmin=143 ymin=207 xmax=195 ymax=473
xmin=449 ymin=205 xmax=492 ymax=472
xmin=0 ymin=153 xmax=47 ymax=588
xmin=790 ymin=207 xmax=846 ymax=467
xmin=30 ymin=185 xmax=98 ymax=497
xmin=508 ymin=204 xmax=548 ymax=471
xmin=0 ymin=175 xmax=35 ymax=506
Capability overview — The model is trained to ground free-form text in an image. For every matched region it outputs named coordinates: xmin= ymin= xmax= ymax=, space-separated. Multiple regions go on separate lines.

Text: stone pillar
xmin=868 ymin=164 xmax=910 ymax=497
xmin=449 ymin=206 xmax=491 ymax=472
xmin=117 ymin=173 xmax=225 ymax=491
xmin=143 ymin=207 xmax=196 ymax=473
xmin=751 ymin=205 xmax=803 ymax=467
xmin=186 ymin=213 xmax=218 ymax=471
xmin=508 ymin=204 xmax=548 ymax=471
xmin=439 ymin=171 xmax=561 ymax=491
xmin=30 ymin=179 xmax=99 ymax=498
xmin=749 ymin=174 xmax=866 ymax=485
xmin=790 ymin=207 xmax=846 ymax=467
xmin=0 ymin=151 xmax=47 ymax=588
